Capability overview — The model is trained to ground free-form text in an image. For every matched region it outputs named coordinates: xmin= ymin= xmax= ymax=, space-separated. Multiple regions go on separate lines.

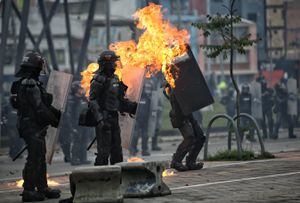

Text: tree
xmin=192 ymin=0 xmax=259 ymax=132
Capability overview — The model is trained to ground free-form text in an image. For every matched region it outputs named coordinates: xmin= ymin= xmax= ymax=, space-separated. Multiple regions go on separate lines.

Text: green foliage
xmin=207 ymin=149 xmax=275 ymax=161
xmin=191 ymin=1 xmax=259 ymax=60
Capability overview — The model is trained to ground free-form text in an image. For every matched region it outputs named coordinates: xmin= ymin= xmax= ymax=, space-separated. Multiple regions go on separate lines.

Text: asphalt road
xmin=0 ymin=129 xmax=299 ymax=202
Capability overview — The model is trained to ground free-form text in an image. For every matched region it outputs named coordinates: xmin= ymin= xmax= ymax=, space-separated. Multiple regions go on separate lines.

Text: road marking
xmin=1 ymin=155 xmax=299 ymax=183
xmin=171 ymin=171 xmax=300 ymax=191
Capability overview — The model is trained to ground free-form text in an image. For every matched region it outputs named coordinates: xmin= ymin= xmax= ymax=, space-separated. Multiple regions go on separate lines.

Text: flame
xmin=80 ymin=3 xmax=189 ymax=96
xmin=127 ymin=157 xmax=145 ymax=162
xmin=80 ymin=63 xmax=99 ymax=97
xmin=162 ymin=169 xmax=176 ymax=177
xmin=15 ymin=174 xmax=60 ymax=188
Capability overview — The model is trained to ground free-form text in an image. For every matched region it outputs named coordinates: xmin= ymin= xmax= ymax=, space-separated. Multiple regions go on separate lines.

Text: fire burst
xmin=127 ymin=157 xmax=145 ymax=162
xmin=15 ymin=174 xmax=60 ymax=188
xmin=81 ymin=3 xmax=189 ymax=95
xmin=162 ymin=169 xmax=176 ymax=177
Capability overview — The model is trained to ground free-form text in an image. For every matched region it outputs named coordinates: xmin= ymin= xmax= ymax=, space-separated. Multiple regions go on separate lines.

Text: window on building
xmin=234 ymin=51 xmax=249 ymax=63
xmin=247 ymin=13 xmax=257 ymax=22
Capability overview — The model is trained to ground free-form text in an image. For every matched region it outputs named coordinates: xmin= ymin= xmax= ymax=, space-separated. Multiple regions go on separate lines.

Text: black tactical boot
xmin=22 ymin=190 xmax=45 ymax=202
xmin=40 ymin=188 xmax=61 ymax=199
xmin=170 ymin=161 xmax=188 ymax=172
xmin=171 ymin=153 xmax=188 ymax=172
xmin=186 ymin=155 xmax=204 ymax=170
xmin=186 ymin=162 xmax=204 ymax=170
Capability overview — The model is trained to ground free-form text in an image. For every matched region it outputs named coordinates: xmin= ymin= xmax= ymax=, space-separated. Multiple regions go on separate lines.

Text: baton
xmin=12 ymin=126 xmax=48 ymax=161
xmin=87 ymin=136 xmax=97 ymax=151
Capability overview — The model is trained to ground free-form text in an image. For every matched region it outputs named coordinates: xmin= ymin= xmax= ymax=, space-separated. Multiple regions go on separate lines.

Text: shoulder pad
xmin=21 ymin=78 xmax=37 ymax=86
xmin=93 ymin=74 xmax=106 ymax=83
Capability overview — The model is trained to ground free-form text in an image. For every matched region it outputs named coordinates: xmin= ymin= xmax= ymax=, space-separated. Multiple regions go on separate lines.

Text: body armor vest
xmin=103 ymin=76 xmax=120 ymax=112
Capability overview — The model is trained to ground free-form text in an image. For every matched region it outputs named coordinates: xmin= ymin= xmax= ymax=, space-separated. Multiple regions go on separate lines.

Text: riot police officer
xmin=273 ymin=79 xmax=288 ymax=139
xmin=164 ymin=83 xmax=205 ymax=172
xmin=130 ymin=78 xmax=153 ymax=156
xmin=260 ymin=79 xmax=275 ymax=139
xmin=220 ymin=87 xmax=235 ymax=117
xmin=239 ymin=84 xmax=254 ymax=141
xmin=88 ymin=51 xmax=137 ymax=166
xmin=10 ymin=51 xmax=61 ymax=202
xmin=69 ymin=81 xmax=91 ymax=165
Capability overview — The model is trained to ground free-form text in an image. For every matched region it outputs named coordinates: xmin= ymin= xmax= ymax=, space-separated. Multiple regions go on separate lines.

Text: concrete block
xmin=117 ymin=161 xmax=171 ymax=198
xmin=70 ymin=165 xmax=123 ymax=203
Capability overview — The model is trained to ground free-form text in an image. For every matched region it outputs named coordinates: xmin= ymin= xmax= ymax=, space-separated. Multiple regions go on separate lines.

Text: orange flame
xmin=80 ymin=3 xmax=189 ymax=96
xmin=15 ymin=174 xmax=60 ymax=188
xmin=127 ymin=157 xmax=145 ymax=162
xmin=162 ymin=169 xmax=176 ymax=177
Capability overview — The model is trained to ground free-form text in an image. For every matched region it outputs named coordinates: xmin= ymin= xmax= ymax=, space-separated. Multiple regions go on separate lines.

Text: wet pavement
xmin=0 ymin=129 xmax=299 ymax=202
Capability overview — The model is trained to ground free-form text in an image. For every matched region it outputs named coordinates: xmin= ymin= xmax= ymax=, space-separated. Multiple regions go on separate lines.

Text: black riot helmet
xmin=97 ymin=50 xmax=119 ymax=76
xmin=241 ymin=84 xmax=250 ymax=94
xmin=15 ymin=51 xmax=44 ymax=78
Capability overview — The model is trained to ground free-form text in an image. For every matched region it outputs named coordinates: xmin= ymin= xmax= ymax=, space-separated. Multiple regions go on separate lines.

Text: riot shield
xmin=173 ymin=46 xmax=214 ymax=115
xmin=250 ymin=81 xmax=263 ymax=120
xmin=287 ymin=78 xmax=298 ymax=116
xmin=45 ymin=71 xmax=73 ymax=164
xmin=119 ymin=67 xmax=145 ymax=149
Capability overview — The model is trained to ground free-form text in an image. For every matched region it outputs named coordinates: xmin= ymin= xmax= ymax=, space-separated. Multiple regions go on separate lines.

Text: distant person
xmin=130 ymin=78 xmax=153 ymax=156
xmin=239 ymin=84 xmax=255 ymax=142
xmin=68 ymin=81 xmax=91 ymax=165
xmin=273 ymin=78 xmax=289 ymax=139
xmin=220 ymin=87 xmax=235 ymax=117
xmin=260 ymin=78 xmax=275 ymax=139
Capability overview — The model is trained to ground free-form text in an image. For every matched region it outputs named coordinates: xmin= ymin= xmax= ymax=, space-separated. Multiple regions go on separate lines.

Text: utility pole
xmin=106 ymin=0 xmax=111 ymax=48
xmin=0 ymin=0 xmax=12 ymax=147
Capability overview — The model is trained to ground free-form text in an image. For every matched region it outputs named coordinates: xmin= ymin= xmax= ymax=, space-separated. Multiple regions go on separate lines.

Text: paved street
xmin=0 ymin=129 xmax=299 ymax=202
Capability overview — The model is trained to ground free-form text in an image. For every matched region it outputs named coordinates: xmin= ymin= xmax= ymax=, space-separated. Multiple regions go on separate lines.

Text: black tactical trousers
xmin=59 ymin=128 xmax=71 ymax=160
xmin=173 ymin=118 xmax=206 ymax=164
xmin=95 ymin=116 xmax=123 ymax=165
xmin=262 ymin=109 xmax=274 ymax=138
xmin=131 ymin=121 xmax=149 ymax=153
xmin=22 ymin=131 xmax=47 ymax=191
xmin=152 ymin=128 xmax=159 ymax=149
xmin=274 ymin=112 xmax=295 ymax=138
xmin=72 ymin=127 xmax=88 ymax=162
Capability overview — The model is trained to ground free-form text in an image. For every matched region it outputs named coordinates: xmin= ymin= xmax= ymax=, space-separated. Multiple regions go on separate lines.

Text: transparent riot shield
xmin=250 ymin=81 xmax=263 ymax=120
xmin=119 ymin=67 xmax=145 ymax=149
xmin=287 ymin=78 xmax=298 ymax=116
xmin=45 ymin=71 xmax=73 ymax=164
